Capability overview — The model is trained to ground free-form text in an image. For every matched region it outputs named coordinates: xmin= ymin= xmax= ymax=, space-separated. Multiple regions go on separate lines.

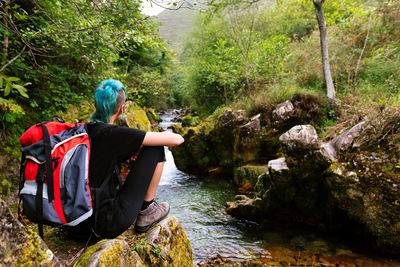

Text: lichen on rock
xmin=134 ymin=216 xmax=193 ymax=267
xmin=75 ymin=239 xmax=142 ymax=267
xmin=0 ymin=199 xmax=60 ymax=266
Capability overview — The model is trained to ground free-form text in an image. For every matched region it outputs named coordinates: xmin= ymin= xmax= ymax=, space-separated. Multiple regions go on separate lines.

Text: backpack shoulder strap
xmin=40 ymin=123 xmax=55 ymax=202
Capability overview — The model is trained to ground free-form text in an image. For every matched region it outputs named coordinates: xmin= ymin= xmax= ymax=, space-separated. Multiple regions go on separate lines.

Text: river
xmin=155 ymin=109 xmax=400 ymax=266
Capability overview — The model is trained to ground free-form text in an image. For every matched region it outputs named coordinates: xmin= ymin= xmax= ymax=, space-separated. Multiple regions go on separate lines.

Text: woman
xmin=84 ymin=79 xmax=184 ymax=238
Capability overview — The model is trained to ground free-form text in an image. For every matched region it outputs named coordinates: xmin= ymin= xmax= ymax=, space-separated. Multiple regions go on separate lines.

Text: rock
xmin=123 ymin=101 xmax=152 ymax=131
xmin=326 ymin=152 xmax=400 ymax=255
xmin=182 ymin=115 xmax=200 ymax=127
xmin=170 ymin=116 xmax=219 ymax=174
xmin=279 ymin=125 xmax=320 ymax=152
xmin=76 ymin=239 xmax=144 ymax=267
xmin=209 ymin=110 xmax=248 ymax=168
xmin=146 ymin=108 xmax=162 ymax=124
xmin=279 ymin=125 xmax=331 ymax=172
xmin=233 ymin=165 xmax=268 ymax=192
xmin=77 ymin=217 xmax=193 ymax=267
xmin=135 ymin=216 xmax=193 ymax=267
xmin=0 ymin=199 xmax=61 ymax=266
xmin=215 ymin=109 xmax=247 ymax=129
xmin=322 ymin=121 xmax=371 ymax=160
xmin=226 ymin=195 xmax=263 ymax=219
xmin=272 ymin=100 xmax=294 ymax=126
xmin=233 ymin=114 xmax=262 ymax=166
xmin=59 ymin=101 xmax=94 ymax=123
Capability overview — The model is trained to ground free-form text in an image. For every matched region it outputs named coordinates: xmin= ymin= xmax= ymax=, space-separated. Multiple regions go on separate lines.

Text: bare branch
xmin=0 ymin=45 xmax=26 ymax=72
xmin=32 ymin=0 xmax=61 ymax=27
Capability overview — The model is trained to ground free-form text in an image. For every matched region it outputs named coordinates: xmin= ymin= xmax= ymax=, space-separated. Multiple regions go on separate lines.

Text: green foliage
xmin=0 ymin=0 xmax=170 ymax=125
xmin=152 ymin=246 xmax=162 ymax=256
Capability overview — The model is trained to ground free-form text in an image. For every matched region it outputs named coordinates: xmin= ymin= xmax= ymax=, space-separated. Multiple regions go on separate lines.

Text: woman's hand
xmin=142 ymin=131 xmax=184 ymax=147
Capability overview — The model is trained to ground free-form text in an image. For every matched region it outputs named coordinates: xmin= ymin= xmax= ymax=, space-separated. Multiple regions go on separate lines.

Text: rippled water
xmin=155 ymin=110 xmax=400 ymax=265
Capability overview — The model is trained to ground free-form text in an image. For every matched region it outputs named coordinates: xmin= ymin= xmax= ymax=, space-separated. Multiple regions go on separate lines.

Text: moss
xmin=59 ymin=101 xmax=94 ymax=123
xmin=181 ymin=115 xmax=200 ymax=127
xmin=98 ymin=241 xmax=127 ymax=267
xmin=124 ymin=101 xmax=152 ymax=131
xmin=146 ymin=108 xmax=162 ymax=124
xmin=75 ymin=239 xmax=109 ymax=267
xmin=234 ymin=165 xmax=268 ymax=192
xmin=16 ymin=228 xmax=53 ymax=267
xmin=135 ymin=219 xmax=193 ymax=267
xmin=1 ymin=178 xmax=11 ymax=196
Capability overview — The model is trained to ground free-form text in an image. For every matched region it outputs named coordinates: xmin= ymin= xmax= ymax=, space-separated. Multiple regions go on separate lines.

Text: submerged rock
xmin=226 ymin=195 xmax=263 ymax=219
xmin=0 ymin=199 xmax=60 ymax=266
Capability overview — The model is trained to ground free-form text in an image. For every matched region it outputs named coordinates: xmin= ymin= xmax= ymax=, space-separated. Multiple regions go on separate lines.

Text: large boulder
xmin=326 ymin=152 xmax=400 ymax=255
xmin=0 ymin=199 xmax=60 ymax=266
xmin=77 ymin=216 xmax=193 ymax=267
xmin=123 ymin=101 xmax=152 ymax=131
xmin=279 ymin=125 xmax=331 ymax=174
xmin=170 ymin=116 xmax=219 ymax=174
xmin=171 ymin=110 xmax=250 ymax=175
xmin=209 ymin=109 xmax=247 ymax=168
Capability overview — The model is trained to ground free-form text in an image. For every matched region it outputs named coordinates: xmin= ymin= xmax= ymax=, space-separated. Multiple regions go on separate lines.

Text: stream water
xmin=155 ymin=110 xmax=399 ymax=265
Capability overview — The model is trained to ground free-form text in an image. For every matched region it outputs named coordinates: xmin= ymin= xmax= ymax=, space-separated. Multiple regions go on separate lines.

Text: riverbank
xmin=169 ymin=94 xmax=400 ymax=261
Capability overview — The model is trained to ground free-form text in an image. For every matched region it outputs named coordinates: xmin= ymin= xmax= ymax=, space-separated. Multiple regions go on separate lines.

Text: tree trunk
xmin=3 ymin=4 xmax=9 ymax=65
xmin=244 ymin=55 xmax=251 ymax=92
xmin=313 ymin=0 xmax=335 ymax=103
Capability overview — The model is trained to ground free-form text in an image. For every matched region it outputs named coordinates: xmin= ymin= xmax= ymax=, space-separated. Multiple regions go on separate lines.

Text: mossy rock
xmin=134 ymin=216 xmax=193 ymax=267
xmin=234 ymin=165 xmax=268 ymax=192
xmin=181 ymin=115 xmax=200 ymax=127
xmin=170 ymin=116 xmax=219 ymax=174
xmin=124 ymin=101 xmax=152 ymax=131
xmin=75 ymin=239 xmax=143 ymax=267
xmin=0 ymin=199 xmax=60 ymax=266
xmin=0 ymin=178 xmax=11 ymax=197
xmin=146 ymin=108 xmax=162 ymax=124
xmin=59 ymin=101 xmax=94 ymax=123
xmin=326 ymin=150 xmax=400 ymax=255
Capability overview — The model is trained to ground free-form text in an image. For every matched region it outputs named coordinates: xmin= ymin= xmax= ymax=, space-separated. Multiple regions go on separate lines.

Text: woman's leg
xmin=98 ymin=146 xmax=166 ymax=238
xmin=144 ymin=161 xmax=164 ymax=201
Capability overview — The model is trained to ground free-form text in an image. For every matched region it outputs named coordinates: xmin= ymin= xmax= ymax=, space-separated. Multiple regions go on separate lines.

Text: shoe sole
xmin=134 ymin=207 xmax=170 ymax=233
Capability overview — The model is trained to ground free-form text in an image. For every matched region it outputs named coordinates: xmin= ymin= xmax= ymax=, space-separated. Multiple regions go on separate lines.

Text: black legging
xmin=71 ymin=146 xmax=165 ymax=239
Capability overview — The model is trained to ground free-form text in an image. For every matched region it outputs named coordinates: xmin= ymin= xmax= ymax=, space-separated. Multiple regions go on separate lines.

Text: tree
xmin=313 ymin=0 xmax=335 ymax=102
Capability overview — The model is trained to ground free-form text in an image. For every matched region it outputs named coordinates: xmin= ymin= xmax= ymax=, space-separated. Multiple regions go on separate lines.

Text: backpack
xmin=18 ymin=121 xmax=93 ymax=238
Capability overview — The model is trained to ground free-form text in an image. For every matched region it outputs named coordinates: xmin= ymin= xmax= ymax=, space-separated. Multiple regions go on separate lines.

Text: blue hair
xmin=90 ymin=79 xmax=126 ymax=123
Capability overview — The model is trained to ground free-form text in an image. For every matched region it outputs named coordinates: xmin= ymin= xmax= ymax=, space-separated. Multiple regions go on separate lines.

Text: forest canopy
xmin=0 ymin=0 xmax=171 ymax=136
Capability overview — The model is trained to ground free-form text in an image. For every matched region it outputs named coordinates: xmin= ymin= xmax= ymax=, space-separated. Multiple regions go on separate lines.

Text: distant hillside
xmin=154 ymin=8 xmax=198 ymax=55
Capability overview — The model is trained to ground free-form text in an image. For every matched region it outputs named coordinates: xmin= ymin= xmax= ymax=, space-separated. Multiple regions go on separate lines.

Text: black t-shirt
xmin=86 ymin=122 xmax=146 ymax=188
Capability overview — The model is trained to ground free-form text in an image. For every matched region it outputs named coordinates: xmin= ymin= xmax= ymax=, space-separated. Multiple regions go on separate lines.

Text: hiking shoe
xmin=135 ymin=201 xmax=170 ymax=233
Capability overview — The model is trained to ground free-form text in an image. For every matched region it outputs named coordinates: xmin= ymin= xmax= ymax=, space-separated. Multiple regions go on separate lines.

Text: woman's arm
xmin=142 ymin=131 xmax=184 ymax=147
